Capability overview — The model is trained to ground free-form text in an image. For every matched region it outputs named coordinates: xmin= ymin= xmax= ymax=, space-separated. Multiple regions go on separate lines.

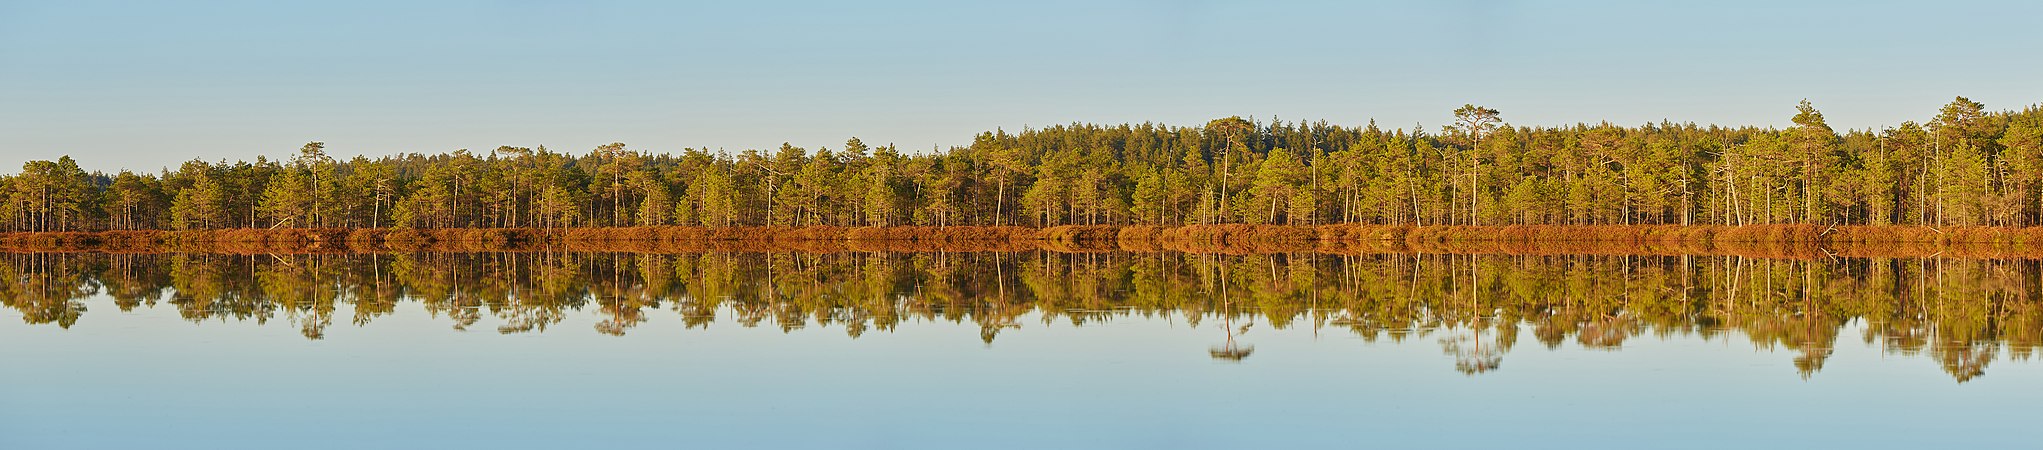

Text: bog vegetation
xmin=5 ymin=98 xmax=2043 ymax=233
xmin=16 ymin=223 xmax=2043 ymax=259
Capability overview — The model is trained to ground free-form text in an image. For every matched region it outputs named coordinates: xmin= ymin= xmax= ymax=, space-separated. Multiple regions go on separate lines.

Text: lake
xmin=2 ymin=251 xmax=2037 ymax=449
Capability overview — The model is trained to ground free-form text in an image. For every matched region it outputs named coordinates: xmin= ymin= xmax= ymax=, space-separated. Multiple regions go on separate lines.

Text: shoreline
xmin=2 ymin=224 xmax=2039 ymax=258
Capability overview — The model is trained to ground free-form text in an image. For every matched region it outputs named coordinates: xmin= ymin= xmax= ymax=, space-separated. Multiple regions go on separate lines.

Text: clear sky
xmin=3 ymin=0 xmax=2040 ymax=172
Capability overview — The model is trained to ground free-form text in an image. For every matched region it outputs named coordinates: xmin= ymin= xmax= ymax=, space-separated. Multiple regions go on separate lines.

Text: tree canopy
xmin=6 ymin=98 xmax=2043 ymax=232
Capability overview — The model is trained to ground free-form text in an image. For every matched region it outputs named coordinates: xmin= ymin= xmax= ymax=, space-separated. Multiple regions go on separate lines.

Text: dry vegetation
xmin=10 ymin=224 xmax=2043 ymax=258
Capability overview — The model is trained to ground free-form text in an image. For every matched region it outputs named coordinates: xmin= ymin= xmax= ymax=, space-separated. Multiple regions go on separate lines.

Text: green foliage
xmin=170 ymin=171 xmax=226 ymax=231
xmin=10 ymin=100 xmax=2043 ymax=231
xmin=7 ymin=156 xmax=95 ymax=231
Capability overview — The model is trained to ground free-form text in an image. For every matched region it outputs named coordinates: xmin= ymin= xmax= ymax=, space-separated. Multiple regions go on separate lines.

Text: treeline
xmin=4 ymin=251 xmax=2035 ymax=381
xmin=6 ymin=97 xmax=2043 ymax=232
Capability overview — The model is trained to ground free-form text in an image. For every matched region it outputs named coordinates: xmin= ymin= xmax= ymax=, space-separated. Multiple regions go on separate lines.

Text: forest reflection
xmin=4 ymin=251 xmax=2039 ymax=382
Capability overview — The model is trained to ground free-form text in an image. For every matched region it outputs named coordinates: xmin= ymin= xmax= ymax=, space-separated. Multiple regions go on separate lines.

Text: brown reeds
xmin=12 ymin=224 xmax=2043 ymax=257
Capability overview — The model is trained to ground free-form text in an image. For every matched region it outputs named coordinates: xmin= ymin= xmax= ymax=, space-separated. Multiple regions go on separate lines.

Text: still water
xmin=3 ymin=251 xmax=2037 ymax=449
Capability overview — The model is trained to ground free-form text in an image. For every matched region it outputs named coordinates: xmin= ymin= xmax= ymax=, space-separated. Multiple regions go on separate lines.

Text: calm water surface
xmin=2 ymin=252 xmax=2037 ymax=449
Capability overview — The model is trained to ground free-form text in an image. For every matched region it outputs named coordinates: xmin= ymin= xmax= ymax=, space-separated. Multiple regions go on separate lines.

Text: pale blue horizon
xmin=3 ymin=0 xmax=2041 ymax=172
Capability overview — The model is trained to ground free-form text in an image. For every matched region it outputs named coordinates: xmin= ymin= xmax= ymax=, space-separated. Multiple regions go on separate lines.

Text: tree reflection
xmin=1209 ymin=291 xmax=1254 ymax=361
xmin=1 ymin=250 xmax=2040 ymax=382
xmin=1439 ymin=329 xmax=1501 ymax=375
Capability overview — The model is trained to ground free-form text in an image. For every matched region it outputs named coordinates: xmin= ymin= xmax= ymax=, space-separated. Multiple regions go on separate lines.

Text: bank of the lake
xmin=5 ymin=224 xmax=2043 ymax=258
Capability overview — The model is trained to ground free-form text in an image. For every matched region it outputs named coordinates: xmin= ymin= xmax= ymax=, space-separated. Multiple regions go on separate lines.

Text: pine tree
xmin=170 ymin=173 xmax=226 ymax=230
xmin=258 ymin=169 xmax=315 ymax=228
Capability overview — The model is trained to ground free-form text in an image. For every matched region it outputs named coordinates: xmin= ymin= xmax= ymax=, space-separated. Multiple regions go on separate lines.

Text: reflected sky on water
xmin=2 ymin=251 xmax=2038 ymax=449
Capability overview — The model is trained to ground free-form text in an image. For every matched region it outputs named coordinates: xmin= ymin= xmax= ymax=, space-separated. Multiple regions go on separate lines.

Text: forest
xmin=5 ymin=97 xmax=2042 ymax=233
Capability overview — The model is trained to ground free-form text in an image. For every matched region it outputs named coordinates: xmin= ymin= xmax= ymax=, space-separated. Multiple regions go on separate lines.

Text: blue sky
xmin=3 ymin=0 xmax=2040 ymax=172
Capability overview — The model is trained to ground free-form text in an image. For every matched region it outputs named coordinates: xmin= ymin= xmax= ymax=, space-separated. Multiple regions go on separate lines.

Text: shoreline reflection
xmin=3 ymin=251 xmax=2038 ymax=382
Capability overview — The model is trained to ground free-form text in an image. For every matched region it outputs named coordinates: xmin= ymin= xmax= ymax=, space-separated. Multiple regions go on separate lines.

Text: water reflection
xmin=3 ymin=251 xmax=2039 ymax=382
